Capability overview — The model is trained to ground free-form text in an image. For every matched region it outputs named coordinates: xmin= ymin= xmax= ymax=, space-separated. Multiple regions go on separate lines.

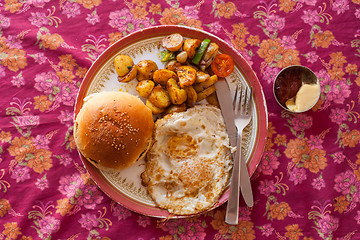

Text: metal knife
xmin=215 ymin=78 xmax=254 ymax=212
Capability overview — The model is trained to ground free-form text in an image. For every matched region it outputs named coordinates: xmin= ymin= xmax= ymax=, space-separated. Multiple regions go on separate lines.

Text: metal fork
xmin=225 ymin=85 xmax=254 ymax=225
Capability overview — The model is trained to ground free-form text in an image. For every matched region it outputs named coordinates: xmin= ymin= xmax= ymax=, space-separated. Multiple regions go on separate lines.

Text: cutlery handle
xmin=240 ymin=147 xmax=254 ymax=208
xmin=225 ymin=133 xmax=243 ymax=225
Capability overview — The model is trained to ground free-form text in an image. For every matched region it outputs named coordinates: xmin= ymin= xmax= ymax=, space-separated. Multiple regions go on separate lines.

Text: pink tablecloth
xmin=1 ymin=0 xmax=360 ymax=239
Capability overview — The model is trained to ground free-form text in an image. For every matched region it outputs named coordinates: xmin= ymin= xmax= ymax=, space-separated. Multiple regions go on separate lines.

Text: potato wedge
xmin=136 ymin=80 xmax=155 ymax=98
xmin=148 ymin=85 xmax=171 ymax=108
xmin=183 ymin=39 xmax=201 ymax=59
xmin=118 ymin=64 xmax=137 ymax=82
xmin=114 ymin=54 xmax=134 ymax=77
xmin=193 ymin=75 xmax=218 ymax=92
xmin=136 ymin=60 xmax=158 ymax=81
xmin=153 ymin=69 xmax=178 ymax=86
xmin=195 ymin=71 xmax=210 ymax=84
xmin=146 ymin=99 xmax=165 ymax=114
xmin=165 ymin=60 xmax=182 ymax=72
xmin=166 ymin=78 xmax=187 ymax=105
xmin=196 ymin=85 xmax=216 ymax=102
xmin=161 ymin=33 xmax=183 ymax=52
xmin=176 ymin=66 xmax=197 ymax=88
xmin=184 ymin=86 xmax=197 ymax=103
xmin=164 ymin=103 xmax=187 ymax=115
xmin=206 ymin=92 xmax=220 ymax=107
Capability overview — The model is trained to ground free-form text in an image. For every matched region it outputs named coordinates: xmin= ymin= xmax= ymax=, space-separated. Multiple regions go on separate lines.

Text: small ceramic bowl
xmin=273 ymin=65 xmax=320 ymax=113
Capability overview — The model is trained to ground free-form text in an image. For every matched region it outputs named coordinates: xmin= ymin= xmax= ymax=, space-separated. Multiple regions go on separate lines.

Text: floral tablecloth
xmin=1 ymin=0 xmax=360 ymax=239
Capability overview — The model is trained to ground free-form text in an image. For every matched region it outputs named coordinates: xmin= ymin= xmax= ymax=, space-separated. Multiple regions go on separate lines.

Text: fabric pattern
xmin=1 ymin=0 xmax=360 ymax=239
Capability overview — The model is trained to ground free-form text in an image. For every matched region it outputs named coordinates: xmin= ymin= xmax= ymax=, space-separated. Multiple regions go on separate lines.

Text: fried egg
xmin=142 ymin=104 xmax=233 ymax=215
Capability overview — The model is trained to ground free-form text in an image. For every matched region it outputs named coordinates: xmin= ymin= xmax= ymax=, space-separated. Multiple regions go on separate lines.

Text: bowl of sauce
xmin=273 ymin=65 xmax=320 ymax=113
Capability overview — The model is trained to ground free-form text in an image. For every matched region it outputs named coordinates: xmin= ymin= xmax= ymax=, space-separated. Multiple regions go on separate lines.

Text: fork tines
xmin=233 ymin=85 xmax=253 ymax=115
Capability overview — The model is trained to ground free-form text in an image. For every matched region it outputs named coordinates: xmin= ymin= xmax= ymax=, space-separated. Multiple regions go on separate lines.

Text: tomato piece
xmin=211 ymin=54 xmax=234 ymax=78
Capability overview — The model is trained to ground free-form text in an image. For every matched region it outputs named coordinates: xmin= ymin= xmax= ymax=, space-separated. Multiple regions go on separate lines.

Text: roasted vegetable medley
xmin=114 ymin=33 xmax=235 ymax=115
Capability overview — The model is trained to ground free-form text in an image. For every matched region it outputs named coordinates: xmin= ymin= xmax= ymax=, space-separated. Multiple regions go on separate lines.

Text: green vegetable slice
xmin=160 ymin=50 xmax=176 ymax=62
xmin=191 ymin=39 xmax=211 ymax=65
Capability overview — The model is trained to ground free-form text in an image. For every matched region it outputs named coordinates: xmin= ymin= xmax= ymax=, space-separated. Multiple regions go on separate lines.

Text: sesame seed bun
xmin=74 ymin=91 xmax=154 ymax=172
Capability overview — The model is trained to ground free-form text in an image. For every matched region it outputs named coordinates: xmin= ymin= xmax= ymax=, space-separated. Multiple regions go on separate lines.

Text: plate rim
xmin=74 ymin=25 xmax=268 ymax=218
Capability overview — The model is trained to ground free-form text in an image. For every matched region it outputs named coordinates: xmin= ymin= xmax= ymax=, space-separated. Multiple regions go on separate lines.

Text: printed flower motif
xmin=285 ymin=224 xmax=303 ymax=240
xmin=28 ymin=12 xmax=49 ymax=27
xmin=231 ymin=221 xmax=255 ymax=240
xmin=305 ymin=51 xmax=319 ymax=63
xmin=0 ymin=199 xmax=11 ymax=217
xmin=78 ymin=0 xmax=101 ymax=9
xmin=325 ymin=79 xmax=351 ymax=104
xmin=8 ymin=136 xmax=37 ymax=162
xmin=312 ymin=176 xmax=325 ymax=190
xmin=58 ymin=173 xmax=84 ymax=198
xmin=16 ymin=114 xmax=40 ymax=129
xmin=341 ymin=129 xmax=360 ymax=147
xmin=27 ymin=0 xmax=50 ymax=8
xmin=289 ymin=167 xmax=307 ymax=185
xmin=210 ymin=210 xmax=230 ymax=235
xmin=332 ymin=0 xmax=350 ymax=14
xmin=307 ymin=135 xmax=323 ymax=150
xmin=79 ymin=213 xmax=99 ymax=230
xmin=263 ymin=14 xmax=285 ymax=33
xmin=318 ymin=215 xmax=339 ymax=236
xmin=112 ymin=204 xmax=132 ymax=220
xmin=0 ymin=131 xmax=12 ymax=143
xmin=86 ymin=11 xmax=100 ymax=25
xmin=284 ymin=138 xmax=310 ymax=163
xmin=216 ymin=2 xmax=237 ymax=18
xmin=257 ymin=39 xmax=283 ymax=63
xmin=149 ymin=3 xmax=161 ymax=15
xmin=57 ymin=69 xmax=75 ymax=83
xmin=75 ymin=66 xmax=88 ymax=78
xmin=0 ymin=14 xmax=10 ymax=28
xmin=2 ymin=222 xmax=21 ymax=239
xmin=277 ymin=48 xmax=300 ymax=68
xmin=280 ymin=35 xmax=296 ymax=50
xmin=2 ymin=48 xmax=27 ymax=72
xmin=159 ymin=8 xmax=186 ymax=25
xmin=27 ymin=149 xmax=53 ymax=173
xmin=32 ymin=135 xmax=50 ymax=150
xmin=109 ymin=9 xmax=151 ymax=33
xmin=76 ymin=184 xmax=104 ymax=209
xmin=259 ymin=223 xmax=274 ymax=237
xmin=313 ymin=30 xmax=335 ymax=48
xmin=262 ymin=66 xmax=280 ymax=85
xmin=4 ymin=0 xmax=22 ymax=13
xmin=137 ymin=215 xmax=150 ymax=228
xmin=238 ymin=206 xmax=252 ymax=221
xmin=61 ymin=2 xmax=81 ymax=18
xmin=301 ymin=9 xmax=320 ymax=25
xmin=11 ymin=73 xmax=25 ymax=87
xmin=258 ymin=149 xmax=280 ymax=175
xmin=304 ymin=149 xmax=327 ymax=173
xmin=269 ymin=202 xmax=291 ymax=220
xmin=279 ymin=0 xmax=296 ymax=13
xmin=291 ymin=114 xmax=312 ymax=132
xmin=131 ymin=6 xmax=148 ymax=20
xmin=182 ymin=5 xmax=199 ymax=19
xmin=258 ymin=179 xmax=277 ymax=196
xmin=355 ymin=210 xmax=360 ymax=224
xmin=331 ymin=151 xmax=346 ymax=164
xmin=56 ymin=198 xmax=73 ymax=216
xmin=59 ymin=54 xmax=77 ymax=70
xmin=334 ymin=170 xmax=357 ymax=195
xmin=11 ymin=165 xmax=31 ymax=183
xmin=231 ymin=37 xmax=247 ymax=52
xmin=333 ymin=195 xmax=349 ymax=213
xmin=34 ymin=95 xmax=52 ymax=112
xmin=108 ymin=32 xmax=122 ymax=45
xmin=54 ymin=82 xmax=78 ymax=106
xmin=38 ymin=215 xmax=60 ymax=235
xmin=179 ymin=219 xmax=206 ymax=239
xmin=40 ymin=33 xmax=64 ymax=50
xmin=330 ymin=108 xmax=348 ymax=125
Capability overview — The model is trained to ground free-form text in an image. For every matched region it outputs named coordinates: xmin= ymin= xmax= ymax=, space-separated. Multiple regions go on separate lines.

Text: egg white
xmin=142 ymin=104 xmax=233 ymax=215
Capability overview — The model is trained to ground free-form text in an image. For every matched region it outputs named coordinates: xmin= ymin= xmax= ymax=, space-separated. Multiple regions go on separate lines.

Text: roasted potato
xmin=166 ymin=78 xmax=187 ymax=105
xmin=118 ymin=64 xmax=137 ymax=82
xmin=176 ymin=66 xmax=197 ymax=88
xmin=196 ymin=85 xmax=216 ymax=102
xmin=165 ymin=60 xmax=182 ymax=72
xmin=136 ymin=60 xmax=158 ymax=81
xmin=183 ymin=39 xmax=201 ymax=59
xmin=153 ymin=69 xmax=178 ymax=86
xmin=148 ymin=85 xmax=171 ymax=108
xmin=146 ymin=99 xmax=165 ymax=114
xmin=136 ymin=80 xmax=155 ymax=98
xmin=195 ymin=71 xmax=210 ymax=83
xmin=206 ymin=92 xmax=220 ymax=107
xmin=161 ymin=33 xmax=184 ymax=52
xmin=184 ymin=86 xmax=197 ymax=103
xmin=114 ymin=54 xmax=134 ymax=77
xmin=164 ymin=103 xmax=187 ymax=115
xmin=193 ymin=75 xmax=218 ymax=92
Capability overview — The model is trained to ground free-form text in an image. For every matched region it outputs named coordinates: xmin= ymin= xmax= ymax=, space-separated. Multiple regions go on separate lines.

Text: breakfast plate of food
xmin=74 ymin=25 xmax=268 ymax=218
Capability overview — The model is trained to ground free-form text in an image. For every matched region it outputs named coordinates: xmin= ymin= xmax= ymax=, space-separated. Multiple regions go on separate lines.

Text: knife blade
xmin=215 ymin=78 xmax=253 ymax=215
